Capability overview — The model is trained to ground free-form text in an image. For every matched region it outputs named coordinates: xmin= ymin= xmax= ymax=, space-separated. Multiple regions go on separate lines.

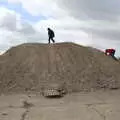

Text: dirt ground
xmin=0 ymin=42 xmax=120 ymax=120
xmin=0 ymin=90 xmax=120 ymax=120
xmin=0 ymin=42 xmax=120 ymax=93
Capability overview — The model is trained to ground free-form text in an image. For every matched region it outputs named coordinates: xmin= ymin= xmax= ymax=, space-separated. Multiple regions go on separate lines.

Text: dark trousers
xmin=111 ymin=52 xmax=115 ymax=57
xmin=48 ymin=37 xmax=55 ymax=43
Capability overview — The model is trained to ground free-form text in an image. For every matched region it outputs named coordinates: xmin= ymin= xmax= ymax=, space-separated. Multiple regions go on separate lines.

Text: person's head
xmin=47 ymin=28 xmax=50 ymax=31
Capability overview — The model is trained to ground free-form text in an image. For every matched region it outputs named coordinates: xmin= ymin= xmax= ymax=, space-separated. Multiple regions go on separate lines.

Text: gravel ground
xmin=0 ymin=42 xmax=119 ymax=94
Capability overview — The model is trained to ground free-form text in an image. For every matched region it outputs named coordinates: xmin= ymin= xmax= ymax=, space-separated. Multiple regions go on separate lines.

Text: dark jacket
xmin=48 ymin=29 xmax=55 ymax=38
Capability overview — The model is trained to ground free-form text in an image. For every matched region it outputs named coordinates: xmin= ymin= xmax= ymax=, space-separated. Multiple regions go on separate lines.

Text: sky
xmin=0 ymin=0 xmax=120 ymax=56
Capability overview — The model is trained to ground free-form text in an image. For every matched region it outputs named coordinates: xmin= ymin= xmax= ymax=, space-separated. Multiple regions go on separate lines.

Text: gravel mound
xmin=0 ymin=42 xmax=120 ymax=94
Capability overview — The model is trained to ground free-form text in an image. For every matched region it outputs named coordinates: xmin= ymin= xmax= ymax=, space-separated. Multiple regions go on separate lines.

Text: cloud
xmin=57 ymin=0 xmax=120 ymax=20
xmin=1 ymin=13 xmax=17 ymax=31
xmin=82 ymin=27 xmax=120 ymax=41
xmin=8 ymin=0 xmax=67 ymax=18
xmin=18 ymin=22 xmax=36 ymax=35
xmin=0 ymin=7 xmax=47 ymax=53
xmin=0 ymin=7 xmax=22 ymax=30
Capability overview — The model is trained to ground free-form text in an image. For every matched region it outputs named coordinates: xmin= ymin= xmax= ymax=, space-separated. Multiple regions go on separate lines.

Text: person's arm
xmin=48 ymin=31 xmax=50 ymax=36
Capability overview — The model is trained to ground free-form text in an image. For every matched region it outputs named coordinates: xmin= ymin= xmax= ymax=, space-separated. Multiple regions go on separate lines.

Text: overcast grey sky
xmin=0 ymin=0 xmax=120 ymax=56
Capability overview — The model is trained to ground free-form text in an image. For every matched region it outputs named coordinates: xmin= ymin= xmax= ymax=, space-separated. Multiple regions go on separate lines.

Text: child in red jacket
xmin=105 ymin=49 xmax=116 ymax=57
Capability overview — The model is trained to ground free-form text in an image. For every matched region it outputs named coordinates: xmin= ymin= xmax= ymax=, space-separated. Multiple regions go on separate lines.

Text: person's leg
xmin=48 ymin=37 xmax=50 ymax=44
xmin=112 ymin=51 xmax=115 ymax=57
xmin=51 ymin=37 xmax=55 ymax=43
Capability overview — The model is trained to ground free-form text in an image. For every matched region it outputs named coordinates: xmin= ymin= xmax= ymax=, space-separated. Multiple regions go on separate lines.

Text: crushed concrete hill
xmin=0 ymin=42 xmax=120 ymax=94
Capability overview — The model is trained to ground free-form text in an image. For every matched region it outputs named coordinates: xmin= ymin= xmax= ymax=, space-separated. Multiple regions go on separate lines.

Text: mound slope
xmin=0 ymin=42 xmax=120 ymax=93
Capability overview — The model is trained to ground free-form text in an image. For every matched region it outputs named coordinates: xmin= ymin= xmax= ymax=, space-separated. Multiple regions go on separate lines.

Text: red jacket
xmin=105 ymin=49 xmax=115 ymax=55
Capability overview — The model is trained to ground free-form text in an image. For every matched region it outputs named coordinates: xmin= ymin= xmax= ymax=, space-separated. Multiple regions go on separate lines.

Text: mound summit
xmin=0 ymin=42 xmax=120 ymax=94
